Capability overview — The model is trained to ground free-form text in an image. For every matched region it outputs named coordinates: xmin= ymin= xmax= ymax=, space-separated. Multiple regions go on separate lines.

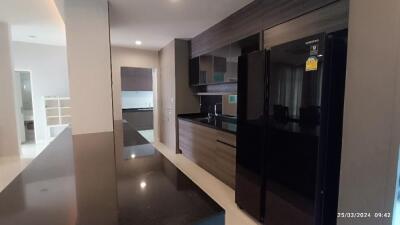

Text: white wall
xmin=121 ymin=91 xmax=154 ymax=109
xmin=337 ymin=0 xmax=400 ymax=224
xmin=111 ymin=46 xmax=159 ymax=120
xmin=158 ymin=40 xmax=200 ymax=153
xmin=65 ymin=0 xmax=113 ymax=135
xmin=12 ymin=42 xmax=69 ymax=142
xmin=159 ymin=41 xmax=176 ymax=151
xmin=0 ymin=22 xmax=19 ymax=157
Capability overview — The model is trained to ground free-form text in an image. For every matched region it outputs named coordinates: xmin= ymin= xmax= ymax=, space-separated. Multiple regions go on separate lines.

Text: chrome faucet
xmin=214 ymin=103 xmax=222 ymax=117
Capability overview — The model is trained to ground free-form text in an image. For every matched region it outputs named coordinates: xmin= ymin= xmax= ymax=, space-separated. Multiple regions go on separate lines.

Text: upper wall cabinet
xmin=190 ymin=34 xmax=259 ymax=87
xmin=121 ymin=67 xmax=153 ymax=91
xmin=190 ymin=0 xmax=339 ymax=57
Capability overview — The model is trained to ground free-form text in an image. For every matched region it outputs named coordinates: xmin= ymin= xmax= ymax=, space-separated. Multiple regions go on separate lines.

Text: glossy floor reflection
xmin=0 ymin=121 xmax=224 ymax=225
xmin=0 ymin=129 xmax=76 ymax=225
xmin=0 ymin=156 xmax=32 ymax=192
xmin=0 ymin=140 xmax=50 ymax=193
xmin=115 ymin=121 xmax=224 ymax=224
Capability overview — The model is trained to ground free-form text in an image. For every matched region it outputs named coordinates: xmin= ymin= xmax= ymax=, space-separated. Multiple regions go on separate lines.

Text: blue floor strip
xmin=194 ymin=213 xmax=225 ymax=225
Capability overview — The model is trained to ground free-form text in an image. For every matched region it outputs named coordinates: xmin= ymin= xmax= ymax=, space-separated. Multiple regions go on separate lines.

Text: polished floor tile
xmin=0 ymin=139 xmax=51 ymax=193
xmin=20 ymin=141 xmax=49 ymax=159
xmin=0 ymin=118 xmax=260 ymax=225
xmin=138 ymin=129 xmax=154 ymax=143
xmin=0 ymin=157 xmax=32 ymax=192
xmin=114 ymin=121 xmax=223 ymax=225
xmin=0 ymin=122 xmax=224 ymax=225
xmin=153 ymin=142 xmax=262 ymax=225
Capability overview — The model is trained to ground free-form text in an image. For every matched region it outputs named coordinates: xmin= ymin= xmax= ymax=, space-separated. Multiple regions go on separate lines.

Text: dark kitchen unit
xmin=178 ymin=113 xmax=237 ymax=189
xmin=178 ymin=34 xmax=260 ymax=189
xmin=235 ymin=30 xmax=348 ymax=225
xmin=189 ymin=34 xmax=259 ymax=94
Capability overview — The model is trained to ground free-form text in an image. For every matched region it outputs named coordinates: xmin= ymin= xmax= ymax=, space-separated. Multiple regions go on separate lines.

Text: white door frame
xmin=14 ymin=71 xmax=25 ymax=144
xmin=14 ymin=70 xmax=36 ymax=144
xmin=152 ymin=68 xmax=159 ymax=143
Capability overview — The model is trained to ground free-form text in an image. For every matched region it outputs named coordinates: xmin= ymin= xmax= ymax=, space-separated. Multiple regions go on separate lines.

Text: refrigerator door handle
xmin=264 ymin=50 xmax=269 ymax=114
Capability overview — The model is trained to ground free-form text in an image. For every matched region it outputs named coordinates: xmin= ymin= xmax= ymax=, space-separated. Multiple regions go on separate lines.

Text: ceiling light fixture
xmin=140 ymin=181 xmax=147 ymax=189
xmin=130 ymin=154 xmax=136 ymax=159
xmin=135 ymin=40 xmax=142 ymax=46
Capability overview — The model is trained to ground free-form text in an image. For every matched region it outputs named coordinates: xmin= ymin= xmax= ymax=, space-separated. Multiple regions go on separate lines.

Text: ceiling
xmin=109 ymin=0 xmax=253 ymax=50
xmin=0 ymin=0 xmax=66 ymax=46
xmin=0 ymin=0 xmax=252 ymax=48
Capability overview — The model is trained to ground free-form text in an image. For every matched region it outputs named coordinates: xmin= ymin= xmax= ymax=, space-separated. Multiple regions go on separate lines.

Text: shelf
xmin=48 ymin=124 xmax=69 ymax=128
xmin=44 ymin=96 xmax=71 ymax=126
xmin=44 ymin=97 xmax=60 ymax=100
xmin=44 ymin=96 xmax=71 ymax=140
xmin=191 ymin=81 xmax=237 ymax=87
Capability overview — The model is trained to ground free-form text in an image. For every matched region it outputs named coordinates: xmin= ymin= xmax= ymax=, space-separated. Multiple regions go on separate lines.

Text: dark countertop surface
xmin=123 ymin=107 xmax=153 ymax=112
xmin=0 ymin=121 xmax=224 ymax=225
xmin=178 ymin=113 xmax=237 ymax=134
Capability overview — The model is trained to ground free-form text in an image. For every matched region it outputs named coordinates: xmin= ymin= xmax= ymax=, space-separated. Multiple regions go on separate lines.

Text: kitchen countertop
xmin=0 ymin=121 xmax=224 ymax=225
xmin=122 ymin=107 xmax=153 ymax=112
xmin=178 ymin=113 xmax=237 ymax=134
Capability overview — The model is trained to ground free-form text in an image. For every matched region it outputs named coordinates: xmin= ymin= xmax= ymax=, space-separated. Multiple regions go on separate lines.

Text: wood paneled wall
xmin=264 ymin=0 xmax=349 ymax=49
xmin=178 ymin=119 xmax=237 ymax=188
xmin=191 ymin=0 xmax=342 ymax=57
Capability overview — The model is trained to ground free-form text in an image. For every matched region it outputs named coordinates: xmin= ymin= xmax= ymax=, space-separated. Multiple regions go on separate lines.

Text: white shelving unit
xmin=44 ymin=96 xmax=71 ymax=140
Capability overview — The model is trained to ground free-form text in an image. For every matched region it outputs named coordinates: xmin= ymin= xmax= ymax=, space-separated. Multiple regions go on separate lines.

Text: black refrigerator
xmin=236 ymin=30 xmax=348 ymax=225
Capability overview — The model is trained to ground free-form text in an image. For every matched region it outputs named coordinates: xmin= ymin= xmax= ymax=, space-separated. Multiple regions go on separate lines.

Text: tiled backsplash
xmin=121 ymin=91 xmax=153 ymax=109
xmin=200 ymin=95 xmax=222 ymax=114
xmin=200 ymin=95 xmax=237 ymax=117
xmin=222 ymin=95 xmax=237 ymax=117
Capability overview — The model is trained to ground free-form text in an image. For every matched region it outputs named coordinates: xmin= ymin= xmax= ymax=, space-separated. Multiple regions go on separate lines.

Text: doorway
xmin=393 ymin=148 xmax=400 ymax=225
xmin=14 ymin=71 xmax=35 ymax=144
xmin=120 ymin=67 xmax=155 ymax=148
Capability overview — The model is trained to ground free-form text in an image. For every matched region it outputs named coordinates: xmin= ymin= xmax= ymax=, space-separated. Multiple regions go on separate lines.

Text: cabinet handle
xmin=216 ymin=140 xmax=236 ymax=148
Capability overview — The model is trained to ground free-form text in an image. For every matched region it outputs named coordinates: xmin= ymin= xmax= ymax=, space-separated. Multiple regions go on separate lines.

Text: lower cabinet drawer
xmin=215 ymin=141 xmax=236 ymax=189
xmin=178 ymin=119 xmax=236 ymax=189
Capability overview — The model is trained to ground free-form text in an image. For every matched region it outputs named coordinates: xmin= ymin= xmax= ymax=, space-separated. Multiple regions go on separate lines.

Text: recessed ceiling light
xmin=29 ymin=35 xmax=36 ymax=39
xmin=140 ymin=181 xmax=147 ymax=189
xmin=135 ymin=40 xmax=142 ymax=46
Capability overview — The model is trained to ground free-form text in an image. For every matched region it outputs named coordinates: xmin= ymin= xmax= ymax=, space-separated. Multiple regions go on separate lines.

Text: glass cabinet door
xmin=190 ymin=33 xmax=259 ymax=86
xmin=208 ymin=44 xmax=230 ymax=84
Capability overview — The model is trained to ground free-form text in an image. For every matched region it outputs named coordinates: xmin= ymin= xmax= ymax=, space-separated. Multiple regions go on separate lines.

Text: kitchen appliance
xmin=236 ymin=49 xmax=267 ymax=220
xmin=235 ymin=30 xmax=348 ymax=225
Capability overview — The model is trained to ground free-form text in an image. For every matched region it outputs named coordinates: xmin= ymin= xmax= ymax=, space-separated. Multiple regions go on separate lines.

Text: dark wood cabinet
xmin=191 ymin=0 xmax=340 ymax=57
xmin=122 ymin=110 xmax=153 ymax=130
xmin=199 ymin=55 xmax=213 ymax=84
xmin=215 ymin=130 xmax=236 ymax=188
xmin=178 ymin=119 xmax=236 ymax=189
xmin=189 ymin=57 xmax=199 ymax=86
xmin=189 ymin=34 xmax=259 ymax=87
xmin=121 ymin=67 xmax=153 ymax=91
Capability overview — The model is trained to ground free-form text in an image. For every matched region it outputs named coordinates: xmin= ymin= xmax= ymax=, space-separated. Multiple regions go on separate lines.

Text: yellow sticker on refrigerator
xmin=305 ymin=56 xmax=318 ymax=71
